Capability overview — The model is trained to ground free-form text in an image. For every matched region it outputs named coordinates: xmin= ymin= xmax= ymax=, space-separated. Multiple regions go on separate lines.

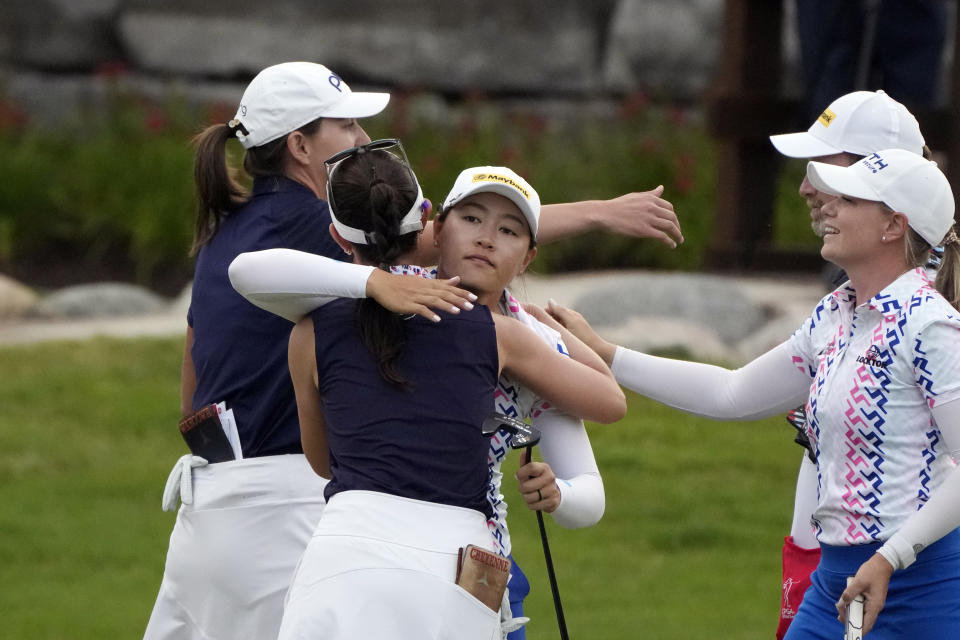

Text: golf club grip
xmin=845 ymin=576 xmax=864 ymax=640
xmin=528 ymin=444 xmax=570 ymax=640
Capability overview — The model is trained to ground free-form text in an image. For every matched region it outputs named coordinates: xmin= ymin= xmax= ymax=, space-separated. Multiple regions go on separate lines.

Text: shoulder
xmin=289 ymin=316 xmax=317 ymax=374
xmin=290 ymin=316 xmax=316 ymax=351
xmin=895 ymin=276 xmax=960 ymax=334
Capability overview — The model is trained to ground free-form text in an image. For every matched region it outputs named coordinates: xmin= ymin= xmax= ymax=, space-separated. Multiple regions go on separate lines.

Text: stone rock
xmin=1 ymin=69 xmax=243 ymax=128
xmin=4 ymin=0 xmax=122 ymax=70
xmin=571 ymin=272 xmax=768 ymax=346
xmin=32 ymin=282 xmax=167 ymax=318
xmin=170 ymin=281 xmax=192 ymax=317
xmin=0 ymin=273 xmax=39 ymax=321
xmin=603 ymin=0 xmax=724 ymax=98
xmin=118 ymin=1 xmax=603 ymax=93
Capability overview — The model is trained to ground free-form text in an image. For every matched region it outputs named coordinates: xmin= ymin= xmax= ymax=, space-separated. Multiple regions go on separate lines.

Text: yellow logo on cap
xmin=473 ymin=173 xmax=530 ymax=199
xmin=818 ymin=108 xmax=837 ymax=128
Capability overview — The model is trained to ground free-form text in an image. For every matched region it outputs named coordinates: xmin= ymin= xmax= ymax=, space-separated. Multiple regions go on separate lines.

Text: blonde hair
xmin=905 ymin=227 xmax=960 ymax=311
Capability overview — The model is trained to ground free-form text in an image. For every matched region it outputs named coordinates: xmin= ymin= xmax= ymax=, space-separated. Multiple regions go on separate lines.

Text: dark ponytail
xmin=190 ymin=117 xmax=325 ymax=255
xmin=191 ymin=124 xmax=247 ymax=254
xmin=329 ymin=150 xmax=420 ymax=387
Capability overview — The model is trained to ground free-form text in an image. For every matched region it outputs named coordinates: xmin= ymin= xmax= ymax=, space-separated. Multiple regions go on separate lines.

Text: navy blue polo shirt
xmin=313 ymin=301 xmax=498 ymax=518
xmin=188 ymin=175 xmax=344 ymax=458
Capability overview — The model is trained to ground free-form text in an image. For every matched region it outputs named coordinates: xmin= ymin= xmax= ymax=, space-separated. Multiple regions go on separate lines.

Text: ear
xmin=328 ymin=223 xmax=355 ymax=257
xmin=883 ymin=211 xmax=909 ymax=242
xmin=419 ymin=199 xmax=432 ymax=230
xmin=432 ymin=211 xmax=446 ymax=242
xmin=286 ymin=131 xmax=311 ymax=167
xmin=517 ymin=246 xmax=538 ymax=274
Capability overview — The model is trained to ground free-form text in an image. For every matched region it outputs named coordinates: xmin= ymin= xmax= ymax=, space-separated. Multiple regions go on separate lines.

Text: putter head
xmin=481 ymin=412 xmax=541 ymax=449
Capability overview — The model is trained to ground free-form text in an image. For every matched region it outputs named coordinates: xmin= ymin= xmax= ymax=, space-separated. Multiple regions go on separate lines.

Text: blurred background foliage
xmin=0 ymin=86 xmax=816 ymax=295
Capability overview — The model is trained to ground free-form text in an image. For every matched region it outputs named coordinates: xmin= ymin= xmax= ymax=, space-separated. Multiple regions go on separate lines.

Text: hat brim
xmin=446 ymin=183 xmax=538 ymax=238
xmin=322 ymin=92 xmax=391 ymax=119
xmin=770 ymin=131 xmax=844 ymax=159
xmin=806 ymin=161 xmax=879 ymax=202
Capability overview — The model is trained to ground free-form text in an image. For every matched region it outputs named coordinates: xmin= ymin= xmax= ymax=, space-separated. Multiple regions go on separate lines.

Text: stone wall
xmin=0 ymin=0 xmax=747 ymax=127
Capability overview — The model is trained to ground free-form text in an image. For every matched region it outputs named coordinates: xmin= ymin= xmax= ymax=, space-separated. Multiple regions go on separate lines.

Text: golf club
xmin=483 ymin=412 xmax=570 ymax=640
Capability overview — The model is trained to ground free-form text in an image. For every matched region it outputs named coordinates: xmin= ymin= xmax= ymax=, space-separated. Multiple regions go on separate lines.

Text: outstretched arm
xmin=412 ymin=186 xmax=683 ymax=264
xmin=229 ymin=248 xmax=476 ymax=323
xmin=546 ymin=300 xmax=810 ymax=420
xmin=536 ymin=187 xmax=683 ymax=248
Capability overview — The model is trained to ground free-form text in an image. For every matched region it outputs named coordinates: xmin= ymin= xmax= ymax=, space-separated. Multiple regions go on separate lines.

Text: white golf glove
xmin=161 ymin=454 xmax=208 ymax=511
xmin=499 ymin=587 xmax=529 ymax=639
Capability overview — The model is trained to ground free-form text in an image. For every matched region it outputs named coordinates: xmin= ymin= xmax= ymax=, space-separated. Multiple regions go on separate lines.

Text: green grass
xmin=0 ymin=336 xmax=800 ymax=638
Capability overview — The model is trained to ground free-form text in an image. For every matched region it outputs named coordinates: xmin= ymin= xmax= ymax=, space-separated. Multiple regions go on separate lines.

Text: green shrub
xmin=0 ymin=88 xmax=810 ymax=292
xmin=0 ymin=92 xmax=198 ymax=291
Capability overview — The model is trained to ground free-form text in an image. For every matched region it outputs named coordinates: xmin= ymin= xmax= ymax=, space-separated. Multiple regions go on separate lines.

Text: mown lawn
xmin=0 ymin=336 xmax=800 ymax=639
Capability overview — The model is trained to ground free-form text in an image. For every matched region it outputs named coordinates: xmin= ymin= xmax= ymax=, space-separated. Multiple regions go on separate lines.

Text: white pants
xmin=144 ymin=454 xmax=328 ymax=640
xmin=278 ymin=490 xmax=500 ymax=640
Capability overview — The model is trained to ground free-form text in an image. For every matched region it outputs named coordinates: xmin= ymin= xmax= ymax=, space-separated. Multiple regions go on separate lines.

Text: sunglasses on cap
xmin=324 ymin=138 xmax=426 ymax=245
xmin=481 ymin=412 xmax=542 ymax=449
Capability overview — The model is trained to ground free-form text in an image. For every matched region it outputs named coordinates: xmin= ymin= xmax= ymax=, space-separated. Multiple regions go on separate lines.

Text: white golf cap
xmin=442 ymin=167 xmax=541 ymax=238
xmin=231 ymin=61 xmax=390 ymax=149
xmin=770 ymin=90 xmax=925 ymax=158
xmin=807 ymin=148 xmax=954 ymax=247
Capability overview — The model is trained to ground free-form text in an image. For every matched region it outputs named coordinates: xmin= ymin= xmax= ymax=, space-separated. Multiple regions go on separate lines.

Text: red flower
xmin=94 ymin=60 xmax=130 ymax=78
xmin=620 ymin=91 xmax=649 ymax=119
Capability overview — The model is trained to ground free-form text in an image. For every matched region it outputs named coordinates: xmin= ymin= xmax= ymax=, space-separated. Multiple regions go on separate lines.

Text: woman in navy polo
xmin=144 ymin=63 xmax=472 ymax=640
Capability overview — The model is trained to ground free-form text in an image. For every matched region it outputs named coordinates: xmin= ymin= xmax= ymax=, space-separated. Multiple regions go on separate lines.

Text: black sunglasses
xmin=324 ymin=138 xmax=418 ymax=222
xmin=481 ymin=412 xmax=542 ymax=449
xmin=324 ymin=138 xmax=407 ymax=172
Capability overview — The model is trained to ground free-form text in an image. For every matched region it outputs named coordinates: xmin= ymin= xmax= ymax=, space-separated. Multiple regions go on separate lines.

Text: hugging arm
xmin=533 ymin=408 xmax=604 ymax=528
xmin=229 ymin=248 xmax=475 ymax=323
xmin=494 ymin=314 xmax=626 ymax=424
xmin=288 ymin=316 xmax=330 ymax=478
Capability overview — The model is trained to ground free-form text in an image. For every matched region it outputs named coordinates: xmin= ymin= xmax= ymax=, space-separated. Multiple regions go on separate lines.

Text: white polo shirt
xmin=789 ymin=268 xmax=960 ymax=546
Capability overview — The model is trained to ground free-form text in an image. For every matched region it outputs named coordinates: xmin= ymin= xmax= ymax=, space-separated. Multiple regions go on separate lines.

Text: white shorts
xmin=144 ymin=454 xmax=328 ymax=640
xmin=278 ymin=490 xmax=500 ymax=640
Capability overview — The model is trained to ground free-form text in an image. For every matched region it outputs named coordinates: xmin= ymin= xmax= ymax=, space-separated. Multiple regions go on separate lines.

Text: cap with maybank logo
xmin=231 ymin=62 xmax=390 ymax=149
xmin=442 ymin=167 xmax=541 ymax=237
xmin=807 ymin=148 xmax=954 ymax=247
xmin=770 ymin=90 xmax=925 ymax=158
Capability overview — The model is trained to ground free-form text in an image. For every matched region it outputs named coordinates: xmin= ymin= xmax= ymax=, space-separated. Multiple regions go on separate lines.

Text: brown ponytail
xmin=190 ymin=124 xmax=248 ymax=254
xmin=190 ymin=117 xmax=326 ymax=255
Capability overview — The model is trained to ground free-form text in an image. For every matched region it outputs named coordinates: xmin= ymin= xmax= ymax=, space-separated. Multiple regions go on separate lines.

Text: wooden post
xmin=705 ymin=0 xmax=790 ymax=271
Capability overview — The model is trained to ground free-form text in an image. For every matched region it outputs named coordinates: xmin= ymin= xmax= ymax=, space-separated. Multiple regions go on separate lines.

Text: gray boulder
xmin=33 ymin=282 xmax=167 ymax=318
xmin=572 ymin=272 xmax=769 ymax=346
xmin=603 ymin=0 xmax=723 ymax=99
xmin=4 ymin=0 xmax=122 ymax=70
xmin=0 ymin=273 xmax=39 ymax=321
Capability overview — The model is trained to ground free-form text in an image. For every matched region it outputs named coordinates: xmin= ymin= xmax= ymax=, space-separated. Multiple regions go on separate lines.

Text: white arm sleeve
xmin=228 ymin=249 xmax=374 ymax=323
xmin=609 ymin=341 xmax=811 ymax=421
xmin=534 ymin=408 xmax=604 ymax=529
xmin=790 ymin=453 xmax=820 ymax=549
xmin=877 ymin=398 xmax=960 ymax=570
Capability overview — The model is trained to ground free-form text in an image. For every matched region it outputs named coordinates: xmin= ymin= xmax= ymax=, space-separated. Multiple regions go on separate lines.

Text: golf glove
xmin=161 ymin=454 xmax=208 ymax=511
